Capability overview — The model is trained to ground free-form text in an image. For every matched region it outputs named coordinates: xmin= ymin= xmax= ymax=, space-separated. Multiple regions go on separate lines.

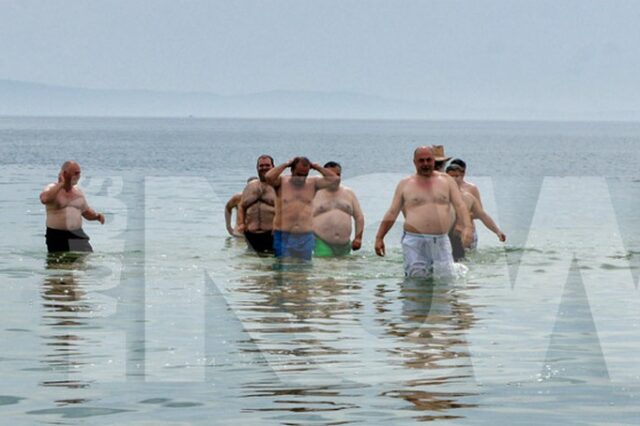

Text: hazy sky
xmin=2 ymin=0 xmax=639 ymax=111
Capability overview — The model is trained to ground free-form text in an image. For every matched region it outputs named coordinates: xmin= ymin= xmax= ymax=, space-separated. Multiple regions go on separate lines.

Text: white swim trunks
xmin=401 ymin=231 xmax=465 ymax=279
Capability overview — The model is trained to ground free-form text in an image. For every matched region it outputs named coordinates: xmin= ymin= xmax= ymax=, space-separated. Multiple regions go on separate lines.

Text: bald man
xmin=375 ymin=146 xmax=472 ymax=278
xmin=40 ymin=161 xmax=105 ymax=252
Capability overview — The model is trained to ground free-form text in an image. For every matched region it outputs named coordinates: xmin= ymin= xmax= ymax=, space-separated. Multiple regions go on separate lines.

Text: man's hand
xmin=461 ymin=226 xmax=473 ymax=247
xmin=97 ymin=213 xmax=105 ymax=225
xmin=310 ymin=162 xmax=322 ymax=171
xmin=375 ymin=238 xmax=385 ymax=257
xmin=351 ymin=237 xmax=362 ymax=251
xmin=496 ymin=231 xmax=506 ymax=242
xmin=237 ymin=223 xmax=246 ymax=234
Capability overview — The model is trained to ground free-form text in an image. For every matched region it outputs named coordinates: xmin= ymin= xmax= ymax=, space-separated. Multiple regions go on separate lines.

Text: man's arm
xmin=236 ymin=204 xmax=246 ymax=234
xmin=265 ymin=159 xmax=293 ymax=188
xmin=311 ymin=163 xmax=340 ymax=189
xmin=350 ymin=190 xmax=365 ymax=251
xmin=448 ymin=177 xmax=472 ymax=246
xmin=469 ymin=197 xmax=506 ymax=242
xmin=225 ymin=193 xmax=241 ymax=235
xmin=82 ymin=208 xmax=105 ymax=224
xmin=375 ymin=180 xmax=405 ymax=257
xmin=467 ymin=183 xmax=483 ymax=210
xmin=39 ymin=182 xmax=64 ymax=204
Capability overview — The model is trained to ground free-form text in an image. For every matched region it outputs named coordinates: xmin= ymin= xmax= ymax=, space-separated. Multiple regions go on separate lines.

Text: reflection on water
xmin=379 ymin=278 xmax=478 ymax=421
xmin=40 ymin=253 xmax=93 ymax=393
xmin=228 ymin=257 xmax=479 ymax=421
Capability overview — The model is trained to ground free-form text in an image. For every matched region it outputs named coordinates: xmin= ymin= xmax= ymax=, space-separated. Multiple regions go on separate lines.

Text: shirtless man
xmin=225 ymin=176 xmax=257 ymax=237
xmin=237 ymin=156 xmax=276 ymax=253
xmin=312 ymin=162 xmax=364 ymax=257
xmin=40 ymin=160 xmax=105 ymax=253
xmin=449 ymin=158 xmax=482 ymax=248
xmin=375 ymin=147 xmax=472 ymax=278
xmin=265 ymin=156 xmax=340 ymax=260
xmin=446 ymin=164 xmax=506 ymax=260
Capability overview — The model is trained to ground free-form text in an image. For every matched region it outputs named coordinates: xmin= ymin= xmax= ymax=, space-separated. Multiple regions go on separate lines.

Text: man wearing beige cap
xmin=432 ymin=144 xmax=451 ymax=172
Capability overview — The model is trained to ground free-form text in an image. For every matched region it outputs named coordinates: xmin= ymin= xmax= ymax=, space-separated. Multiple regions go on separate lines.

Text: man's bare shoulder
xmin=399 ymin=175 xmax=415 ymax=185
xmin=462 ymin=180 xmax=480 ymax=193
xmin=438 ymin=172 xmax=456 ymax=185
xmin=243 ymin=180 xmax=261 ymax=191
xmin=395 ymin=175 xmax=417 ymax=192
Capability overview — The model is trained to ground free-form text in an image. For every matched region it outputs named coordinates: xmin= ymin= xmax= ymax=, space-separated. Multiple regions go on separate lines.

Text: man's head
xmin=323 ymin=161 xmax=342 ymax=177
xmin=256 ymin=155 xmax=274 ymax=181
xmin=290 ymin=156 xmax=311 ymax=177
xmin=323 ymin=161 xmax=341 ymax=190
xmin=432 ymin=145 xmax=451 ymax=172
xmin=449 ymin=158 xmax=467 ymax=175
xmin=446 ymin=163 xmax=464 ymax=186
xmin=60 ymin=160 xmax=81 ymax=186
xmin=413 ymin=146 xmax=435 ymax=177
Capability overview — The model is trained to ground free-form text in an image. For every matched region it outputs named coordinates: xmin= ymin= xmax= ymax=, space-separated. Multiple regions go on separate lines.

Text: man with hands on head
xmin=265 ymin=157 xmax=340 ymax=261
xmin=40 ymin=160 xmax=105 ymax=253
xmin=374 ymin=146 xmax=472 ymax=278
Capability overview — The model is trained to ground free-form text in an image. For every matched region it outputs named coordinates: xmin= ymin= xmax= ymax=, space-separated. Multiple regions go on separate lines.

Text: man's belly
xmin=404 ymin=204 xmax=453 ymax=234
xmin=46 ymin=208 xmax=83 ymax=231
xmin=278 ymin=202 xmax=313 ymax=233
xmin=313 ymin=211 xmax=352 ymax=244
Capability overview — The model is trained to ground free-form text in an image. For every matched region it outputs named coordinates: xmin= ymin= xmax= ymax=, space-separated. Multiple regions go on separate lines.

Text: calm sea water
xmin=1 ymin=117 xmax=640 ymax=424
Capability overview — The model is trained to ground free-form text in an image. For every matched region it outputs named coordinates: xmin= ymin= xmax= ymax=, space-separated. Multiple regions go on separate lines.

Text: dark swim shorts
xmin=448 ymin=229 xmax=465 ymax=261
xmin=46 ymin=227 xmax=93 ymax=253
xmin=244 ymin=231 xmax=275 ymax=254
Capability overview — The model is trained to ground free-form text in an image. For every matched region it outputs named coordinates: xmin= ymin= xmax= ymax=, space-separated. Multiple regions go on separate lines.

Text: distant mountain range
xmin=1 ymin=79 xmax=638 ymax=121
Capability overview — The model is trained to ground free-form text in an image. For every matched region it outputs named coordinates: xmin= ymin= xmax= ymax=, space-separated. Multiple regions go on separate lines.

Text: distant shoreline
xmin=1 ymin=115 xmax=639 ymax=125
xmin=2 ymin=79 xmax=639 ymax=122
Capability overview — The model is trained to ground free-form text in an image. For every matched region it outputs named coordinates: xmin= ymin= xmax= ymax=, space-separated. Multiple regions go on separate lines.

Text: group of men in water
xmin=223 ymin=145 xmax=506 ymax=277
xmin=225 ymin=155 xmax=363 ymax=261
xmin=41 ymin=145 xmax=506 ymax=278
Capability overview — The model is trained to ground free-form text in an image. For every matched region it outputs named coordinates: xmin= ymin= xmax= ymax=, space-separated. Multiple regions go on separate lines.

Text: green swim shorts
xmin=314 ymin=237 xmax=351 ymax=257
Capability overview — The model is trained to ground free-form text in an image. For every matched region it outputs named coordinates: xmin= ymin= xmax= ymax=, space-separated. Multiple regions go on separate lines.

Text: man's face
xmin=327 ymin=166 xmax=341 ymax=178
xmin=446 ymin=170 xmax=464 ymax=186
xmin=292 ymin=162 xmax=311 ymax=177
xmin=64 ymin=164 xmax=81 ymax=186
xmin=256 ymin=158 xmax=273 ymax=181
xmin=326 ymin=166 xmax=341 ymax=189
xmin=413 ymin=149 xmax=435 ymax=176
